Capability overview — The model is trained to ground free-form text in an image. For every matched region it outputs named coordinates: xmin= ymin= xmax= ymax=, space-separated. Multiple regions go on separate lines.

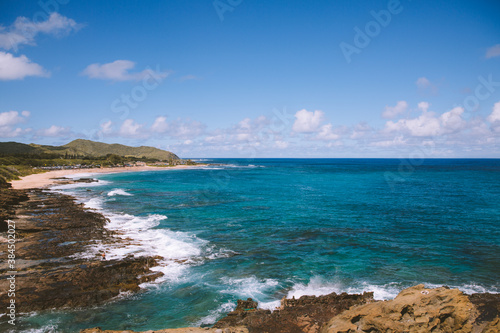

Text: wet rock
xmin=214 ymin=292 xmax=374 ymax=333
xmin=0 ymin=189 xmax=164 ymax=313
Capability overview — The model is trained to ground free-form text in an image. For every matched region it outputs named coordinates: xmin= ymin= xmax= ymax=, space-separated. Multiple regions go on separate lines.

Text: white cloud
xmin=371 ymin=136 xmax=407 ymax=147
xmin=82 ymin=60 xmax=169 ymax=82
xmin=384 ymin=104 xmax=471 ymax=138
xmin=0 ymin=51 xmax=49 ymax=80
xmin=0 ymin=110 xmax=31 ymax=138
xmin=385 ymin=109 xmax=441 ymax=137
xmin=382 ymin=101 xmax=408 ymax=119
xmin=487 ymin=101 xmax=500 ymax=133
xmin=37 ymin=125 xmax=71 ymax=137
xmin=418 ymin=101 xmax=430 ymax=113
xmin=0 ymin=110 xmax=29 ymax=126
xmin=120 ymin=119 xmax=145 ymax=137
xmin=151 ymin=116 xmax=169 ymax=133
xmin=350 ymin=122 xmax=373 ymax=139
xmin=416 ymin=78 xmax=438 ymax=95
xmin=487 ymin=101 xmax=500 ymax=123
xmin=205 ymin=134 xmax=225 ymax=144
xmin=100 ymin=120 xmax=113 ymax=134
xmin=274 ymin=140 xmax=289 ymax=149
xmin=485 ymin=44 xmax=500 ymax=59
xmin=440 ymin=107 xmax=466 ymax=134
xmin=0 ymin=13 xmax=81 ymax=51
xmin=316 ymin=124 xmax=340 ymax=141
xmin=151 ymin=116 xmax=205 ymax=139
xmin=416 ymin=77 xmax=431 ymax=88
xmin=0 ymin=126 xmax=30 ymax=138
xmin=292 ymin=109 xmax=325 ymax=133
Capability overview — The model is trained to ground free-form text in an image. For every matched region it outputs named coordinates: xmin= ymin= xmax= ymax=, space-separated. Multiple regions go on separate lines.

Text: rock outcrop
xmin=79 ymin=285 xmax=500 ymax=333
xmin=320 ymin=284 xmax=500 ymax=333
xmin=0 ymin=188 xmax=163 ymax=313
xmin=213 ymin=293 xmax=374 ymax=333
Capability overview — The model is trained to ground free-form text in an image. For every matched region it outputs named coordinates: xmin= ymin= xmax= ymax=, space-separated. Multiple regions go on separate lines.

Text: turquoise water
xmin=11 ymin=159 xmax=500 ymax=332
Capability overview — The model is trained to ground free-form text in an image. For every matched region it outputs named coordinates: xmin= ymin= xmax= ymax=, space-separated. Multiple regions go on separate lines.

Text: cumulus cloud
xmin=487 ymin=101 xmax=500 ymax=123
xmin=0 ymin=110 xmax=31 ymax=137
xmin=416 ymin=77 xmax=431 ymax=88
xmin=292 ymin=109 xmax=325 ymax=133
xmin=416 ymin=77 xmax=438 ymax=95
xmin=382 ymin=101 xmax=408 ymax=119
xmin=350 ymin=122 xmax=373 ymax=139
xmin=82 ymin=60 xmax=169 ymax=82
xmin=485 ymin=44 xmax=500 ymax=59
xmin=0 ymin=51 xmax=49 ymax=80
xmin=316 ymin=124 xmax=339 ymax=140
xmin=418 ymin=101 xmax=430 ymax=112
xmin=0 ymin=110 xmax=30 ymax=126
xmin=119 ymin=119 xmax=146 ymax=137
xmin=151 ymin=116 xmax=169 ymax=133
xmin=384 ymin=104 xmax=469 ymax=138
xmin=100 ymin=120 xmax=113 ymax=134
xmin=0 ymin=13 xmax=82 ymax=51
xmin=487 ymin=101 xmax=500 ymax=132
xmin=440 ymin=107 xmax=466 ymax=134
xmin=36 ymin=125 xmax=71 ymax=137
xmin=385 ymin=109 xmax=440 ymax=137
xmin=151 ymin=116 xmax=206 ymax=139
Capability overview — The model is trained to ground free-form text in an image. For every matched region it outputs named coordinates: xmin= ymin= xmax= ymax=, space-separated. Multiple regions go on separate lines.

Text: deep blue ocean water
xmin=11 ymin=159 xmax=500 ymax=332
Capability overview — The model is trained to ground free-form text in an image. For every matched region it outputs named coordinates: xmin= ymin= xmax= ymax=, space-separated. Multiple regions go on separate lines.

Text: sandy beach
xmin=10 ymin=165 xmax=202 ymax=190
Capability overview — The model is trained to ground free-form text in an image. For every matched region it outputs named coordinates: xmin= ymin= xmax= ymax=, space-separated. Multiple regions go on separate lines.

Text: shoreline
xmin=10 ymin=164 xmax=205 ymax=190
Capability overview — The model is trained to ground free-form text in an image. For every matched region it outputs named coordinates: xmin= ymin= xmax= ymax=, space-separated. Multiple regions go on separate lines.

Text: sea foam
xmin=107 ymin=188 xmax=133 ymax=196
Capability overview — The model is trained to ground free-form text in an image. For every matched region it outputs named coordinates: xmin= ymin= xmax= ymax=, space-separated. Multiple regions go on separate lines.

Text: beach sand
xmin=10 ymin=165 xmax=201 ymax=190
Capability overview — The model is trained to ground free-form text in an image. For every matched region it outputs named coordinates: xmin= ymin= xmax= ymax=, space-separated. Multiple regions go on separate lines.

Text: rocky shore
xmin=1 ymin=181 xmax=499 ymax=333
xmin=0 ymin=183 xmax=164 ymax=314
xmin=82 ymin=285 xmax=500 ymax=333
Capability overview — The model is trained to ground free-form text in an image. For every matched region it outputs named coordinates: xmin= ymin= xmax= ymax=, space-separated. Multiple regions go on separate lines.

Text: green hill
xmin=63 ymin=139 xmax=179 ymax=161
xmin=0 ymin=140 xmax=179 ymax=161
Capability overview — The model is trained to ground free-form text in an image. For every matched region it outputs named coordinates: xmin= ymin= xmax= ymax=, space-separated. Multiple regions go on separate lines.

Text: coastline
xmin=10 ymin=165 xmax=204 ymax=190
xmin=2 ymin=162 xmax=499 ymax=332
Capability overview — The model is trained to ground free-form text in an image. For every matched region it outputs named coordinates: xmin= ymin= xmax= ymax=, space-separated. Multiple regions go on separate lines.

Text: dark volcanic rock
xmin=213 ymin=292 xmax=374 ymax=333
xmin=0 ymin=187 xmax=28 ymax=231
xmin=11 ymin=256 xmax=163 ymax=312
xmin=0 ymin=188 xmax=164 ymax=313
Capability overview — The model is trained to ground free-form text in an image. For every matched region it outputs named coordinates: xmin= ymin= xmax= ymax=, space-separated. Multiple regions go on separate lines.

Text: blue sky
xmin=1 ymin=0 xmax=500 ymax=158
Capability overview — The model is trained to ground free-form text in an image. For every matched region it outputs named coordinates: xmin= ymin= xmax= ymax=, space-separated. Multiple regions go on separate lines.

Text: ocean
xmin=13 ymin=158 xmax=500 ymax=332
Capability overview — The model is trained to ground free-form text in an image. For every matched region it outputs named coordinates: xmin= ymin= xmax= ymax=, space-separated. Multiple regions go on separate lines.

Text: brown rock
xmin=319 ymin=284 xmax=496 ymax=333
xmin=214 ymin=292 xmax=374 ymax=333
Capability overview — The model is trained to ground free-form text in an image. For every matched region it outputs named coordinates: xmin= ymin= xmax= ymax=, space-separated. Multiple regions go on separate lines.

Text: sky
xmin=0 ymin=0 xmax=500 ymax=158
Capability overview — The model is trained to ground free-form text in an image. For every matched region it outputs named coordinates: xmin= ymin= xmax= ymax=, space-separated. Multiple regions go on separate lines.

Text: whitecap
xmin=107 ymin=188 xmax=133 ymax=196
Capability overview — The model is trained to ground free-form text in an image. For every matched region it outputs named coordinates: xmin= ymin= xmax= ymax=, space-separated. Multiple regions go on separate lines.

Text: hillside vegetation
xmin=0 ymin=140 xmax=182 ymax=185
xmin=0 ymin=140 xmax=179 ymax=161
